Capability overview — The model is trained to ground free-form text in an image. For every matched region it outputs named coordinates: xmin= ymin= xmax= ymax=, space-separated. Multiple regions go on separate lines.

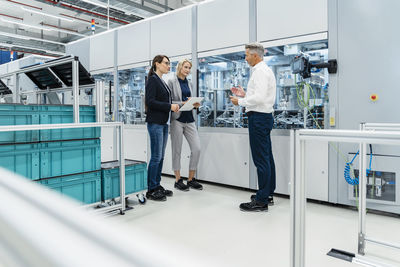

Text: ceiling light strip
xmin=0 ymin=31 xmax=66 ymax=46
xmin=0 ymin=42 xmax=65 ymax=55
xmin=0 ymin=47 xmax=60 ymax=58
xmin=0 ymin=18 xmax=53 ymax=31
xmin=1 ymin=18 xmax=87 ymax=37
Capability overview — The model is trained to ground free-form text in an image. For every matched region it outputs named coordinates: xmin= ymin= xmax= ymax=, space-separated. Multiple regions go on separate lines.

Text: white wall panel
xmin=0 ymin=64 xmax=7 ymax=75
xmin=305 ymin=141 xmax=329 ymax=201
xmin=151 ymin=8 xmax=192 ymax=58
xmin=198 ymin=132 xmax=250 ymax=188
xmin=124 ymin=128 xmax=148 ymax=162
xmin=198 ymin=0 xmax=249 ymax=52
xmin=162 ymin=135 xmax=191 ymax=176
xmin=118 ymin=21 xmax=151 ymax=66
xmin=257 ymin=0 xmax=327 ymax=42
xmin=101 ymin=127 xmax=115 ymax=162
xmin=90 ymin=31 xmax=114 ymax=71
xmin=271 ymin=135 xmax=291 ymax=195
xmin=101 ymin=126 xmax=148 ymax=162
xmin=66 ymin=38 xmax=90 ymax=71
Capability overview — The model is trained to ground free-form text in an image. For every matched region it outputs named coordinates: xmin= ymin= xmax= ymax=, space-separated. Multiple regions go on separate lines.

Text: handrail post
xmin=358 ymin=123 xmax=367 ymax=255
xmin=291 ymin=130 xmax=306 ymax=267
xmin=119 ymin=123 xmax=125 ymax=214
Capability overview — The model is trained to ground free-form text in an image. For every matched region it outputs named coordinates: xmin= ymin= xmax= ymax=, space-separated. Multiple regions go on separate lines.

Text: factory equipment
xmin=93 ymin=72 xmax=114 ymax=122
xmin=0 ymin=79 xmax=12 ymax=103
xmin=197 ymin=40 xmax=330 ymax=129
xmin=198 ymin=52 xmax=249 ymax=128
xmin=117 ymin=67 xmax=149 ymax=125
xmin=0 ymin=56 xmax=97 ymax=123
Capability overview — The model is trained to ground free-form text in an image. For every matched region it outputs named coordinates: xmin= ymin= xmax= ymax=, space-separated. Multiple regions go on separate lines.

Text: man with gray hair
xmin=230 ymin=42 xmax=276 ymax=212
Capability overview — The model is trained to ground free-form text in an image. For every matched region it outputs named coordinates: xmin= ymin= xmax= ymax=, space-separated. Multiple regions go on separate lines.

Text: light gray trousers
xmin=170 ymin=120 xmax=201 ymax=171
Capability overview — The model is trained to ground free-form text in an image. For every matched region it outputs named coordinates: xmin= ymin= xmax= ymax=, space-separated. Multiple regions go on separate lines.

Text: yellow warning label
xmin=330 ymin=117 xmax=335 ymax=126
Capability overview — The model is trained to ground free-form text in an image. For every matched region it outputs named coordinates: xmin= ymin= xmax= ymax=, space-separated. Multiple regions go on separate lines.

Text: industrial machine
xmin=197 ymin=39 xmax=330 ymax=130
xmin=92 ymin=72 xmax=114 ymax=122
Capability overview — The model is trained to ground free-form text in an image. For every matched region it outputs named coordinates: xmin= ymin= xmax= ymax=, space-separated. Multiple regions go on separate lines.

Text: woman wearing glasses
xmin=145 ymin=55 xmax=179 ymax=201
xmin=167 ymin=59 xmax=203 ymax=191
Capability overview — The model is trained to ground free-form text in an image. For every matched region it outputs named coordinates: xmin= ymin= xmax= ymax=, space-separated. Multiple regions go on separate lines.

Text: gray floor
xmin=110 ymin=177 xmax=400 ymax=267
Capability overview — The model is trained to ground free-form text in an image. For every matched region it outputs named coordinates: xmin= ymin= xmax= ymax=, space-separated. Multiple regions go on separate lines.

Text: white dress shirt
xmin=238 ymin=61 xmax=276 ymax=113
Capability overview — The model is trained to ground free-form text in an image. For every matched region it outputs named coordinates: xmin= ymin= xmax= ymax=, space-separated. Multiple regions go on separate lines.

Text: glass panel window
xmin=93 ymin=72 xmax=113 ymax=122
xmin=118 ymin=66 xmax=148 ymax=124
xmin=197 ymin=40 xmax=329 ymax=129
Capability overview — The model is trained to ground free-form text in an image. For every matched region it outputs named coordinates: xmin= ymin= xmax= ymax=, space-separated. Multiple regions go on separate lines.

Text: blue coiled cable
xmin=344 ymin=145 xmax=373 ymax=185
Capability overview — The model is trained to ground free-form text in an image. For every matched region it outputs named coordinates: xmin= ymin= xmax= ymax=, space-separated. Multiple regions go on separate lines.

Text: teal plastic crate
xmin=0 ymin=104 xmax=39 ymax=144
xmin=101 ymin=160 xmax=147 ymax=201
xmin=0 ymin=142 xmax=40 ymax=180
xmin=39 ymin=105 xmax=100 ymax=141
xmin=40 ymin=139 xmax=101 ymax=179
xmin=0 ymin=104 xmax=99 ymax=144
xmin=37 ymin=170 xmax=101 ymax=204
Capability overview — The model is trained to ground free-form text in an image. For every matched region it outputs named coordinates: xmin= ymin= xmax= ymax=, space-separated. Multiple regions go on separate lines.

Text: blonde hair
xmin=176 ymin=59 xmax=192 ymax=77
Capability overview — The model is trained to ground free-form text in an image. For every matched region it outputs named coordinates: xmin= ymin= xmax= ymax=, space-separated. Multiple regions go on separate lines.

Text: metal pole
xmin=119 ymin=123 xmax=126 ymax=214
xmin=113 ymin=30 xmax=119 ymax=161
xmin=292 ymin=130 xmax=306 ymax=267
xmin=303 ymin=84 xmax=308 ymax=128
xmin=95 ymin=80 xmax=105 ymax=122
xmin=290 ymin=129 xmax=296 ymax=267
xmin=72 ymin=59 xmax=80 ymax=123
xmin=13 ymin=73 xmax=20 ymax=103
xmin=365 ymin=237 xmax=400 ymax=250
xmin=358 ymin=123 xmax=367 ymax=255
xmin=249 ymin=0 xmax=257 ymax=42
xmin=107 ymin=0 xmax=110 ymax=30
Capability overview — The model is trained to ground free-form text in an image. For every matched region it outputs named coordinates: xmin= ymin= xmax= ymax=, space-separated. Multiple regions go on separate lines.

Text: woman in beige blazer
xmin=166 ymin=59 xmax=203 ymax=191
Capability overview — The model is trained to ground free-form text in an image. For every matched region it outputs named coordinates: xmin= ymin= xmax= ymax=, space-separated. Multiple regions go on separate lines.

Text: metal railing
xmin=0 ymin=56 xmax=82 ymax=122
xmin=291 ymin=128 xmax=400 ymax=267
xmin=0 ymin=122 xmax=126 ymax=215
xmin=357 ymin=123 xmax=400 ymax=254
xmin=0 ymin=167 xmax=210 ymax=267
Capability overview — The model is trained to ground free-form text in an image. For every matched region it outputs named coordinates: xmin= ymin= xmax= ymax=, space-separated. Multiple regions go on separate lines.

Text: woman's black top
xmin=145 ymin=74 xmax=171 ymax=124
xmin=177 ymin=77 xmax=195 ymax=123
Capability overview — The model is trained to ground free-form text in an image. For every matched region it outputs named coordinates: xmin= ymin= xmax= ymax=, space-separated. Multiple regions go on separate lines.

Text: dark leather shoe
xmin=157 ymin=185 xmax=173 ymax=197
xmin=146 ymin=190 xmax=167 ymax=201
xmin=240 ymin=200 xmax=268 ymax=212
xmin=250 ymin=194 xmax=274 ymax=206
xmin=174 ymin=179 xmax=190 ymax=191
xmin=187 ymin=178 xmax=203 ymax=190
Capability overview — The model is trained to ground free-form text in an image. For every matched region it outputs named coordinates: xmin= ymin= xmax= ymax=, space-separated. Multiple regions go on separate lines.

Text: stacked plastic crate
xmin=0 ymin=104 xmax=101 ymax=204
xmin=101 ymin=159 xmax=147 ymax=204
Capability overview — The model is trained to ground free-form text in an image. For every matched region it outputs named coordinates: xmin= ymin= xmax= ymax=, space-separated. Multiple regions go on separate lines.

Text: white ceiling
xmin=0 ymin=0 xmax=203 ymax=57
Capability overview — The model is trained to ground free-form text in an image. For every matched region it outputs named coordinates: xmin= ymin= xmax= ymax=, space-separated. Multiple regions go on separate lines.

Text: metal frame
xmin=0 ymin=55 xmax=83 ymax=123
xmin=291 ymin=128 xmax=400 ymax=267
xmin=0 ymin=122 xmax=126 ymax=215
xmin=357 ymin=123 xmax=400 ymax=255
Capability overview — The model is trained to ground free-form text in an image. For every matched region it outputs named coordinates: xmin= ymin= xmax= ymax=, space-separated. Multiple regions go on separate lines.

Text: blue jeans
xmin=147 ymin=123 xmax=169 ymax=191
xmin=248 ymin=112 xmax=276 ymax=204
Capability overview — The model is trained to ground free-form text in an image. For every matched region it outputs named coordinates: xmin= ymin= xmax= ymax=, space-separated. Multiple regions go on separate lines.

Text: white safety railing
xmin=357 ymin=123 xmax=400 ymax=255
xmin=0 ymin=167 xmax=211 ymax=267
xmin=0 ymin=122 xmax=126 ymax=215
xmin=291 ymin=129 xmax=400 ymax=267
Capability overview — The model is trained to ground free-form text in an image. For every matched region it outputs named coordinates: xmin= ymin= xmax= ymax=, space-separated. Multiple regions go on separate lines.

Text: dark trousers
xmin=248 ymin=112 xmax=276 ymax=204
xmin=147 ymin=123 xmax=169 ymax=191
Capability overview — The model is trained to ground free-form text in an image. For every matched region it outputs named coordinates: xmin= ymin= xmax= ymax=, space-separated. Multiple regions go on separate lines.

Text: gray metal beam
xmin=114 ymin=0 xmax=163 ymax=14
xmin=143 ymin=0 xmax=173 ymax=11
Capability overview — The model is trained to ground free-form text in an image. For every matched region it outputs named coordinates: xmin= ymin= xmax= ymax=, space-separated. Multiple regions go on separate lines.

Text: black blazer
xmin=145 ymin=74 xmax=172 ymax=124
